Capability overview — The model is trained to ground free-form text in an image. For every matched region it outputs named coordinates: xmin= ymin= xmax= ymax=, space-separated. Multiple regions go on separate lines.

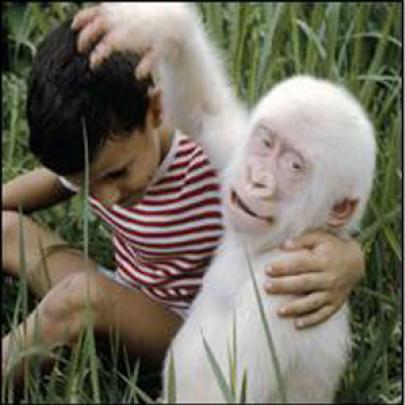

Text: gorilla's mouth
xmin=231 ymin=189 xmax=274 ymax=223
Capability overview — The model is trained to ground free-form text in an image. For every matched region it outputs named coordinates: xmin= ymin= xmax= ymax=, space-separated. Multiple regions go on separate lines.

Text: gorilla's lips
xmin=231 ymin=189 xmax=274 ymax=224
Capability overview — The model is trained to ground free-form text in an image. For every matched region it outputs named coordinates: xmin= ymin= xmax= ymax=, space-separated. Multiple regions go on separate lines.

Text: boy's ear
xmin=148 ymin=86 xmax=163 ymax=127
xmin=326 ymin=198 xmax=358 ymax=228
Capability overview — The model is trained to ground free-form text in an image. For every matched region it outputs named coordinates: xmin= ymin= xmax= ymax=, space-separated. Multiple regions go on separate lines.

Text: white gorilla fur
xmin=96 ymin=3 xmax=376 ymax=403
xmin=164 ymin=76 xmax=376 ymax=404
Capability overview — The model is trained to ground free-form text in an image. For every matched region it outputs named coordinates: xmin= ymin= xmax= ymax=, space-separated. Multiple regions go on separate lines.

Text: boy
xmin=2 ymin=5 xmax=364 ymax=379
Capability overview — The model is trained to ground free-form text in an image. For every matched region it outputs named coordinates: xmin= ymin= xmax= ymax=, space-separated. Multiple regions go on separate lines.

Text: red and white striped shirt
xmin=61 ymin=132 xmax=224 ymax=313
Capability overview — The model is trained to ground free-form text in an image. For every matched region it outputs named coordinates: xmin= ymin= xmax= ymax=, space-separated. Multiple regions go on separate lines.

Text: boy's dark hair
xmin=27 ymin=19 xmax=153 ymax=175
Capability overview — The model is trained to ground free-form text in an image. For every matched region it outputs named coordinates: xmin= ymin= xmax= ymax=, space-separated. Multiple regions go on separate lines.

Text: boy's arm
xmin=72 ymin=2 xmax=246 ymax=170
xmin=2 ymin=168 xmax=74 ymax=213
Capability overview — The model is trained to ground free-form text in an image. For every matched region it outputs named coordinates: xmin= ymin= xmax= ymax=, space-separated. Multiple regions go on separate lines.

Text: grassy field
xmin=2 ymin=2 xmax=402 ymax=403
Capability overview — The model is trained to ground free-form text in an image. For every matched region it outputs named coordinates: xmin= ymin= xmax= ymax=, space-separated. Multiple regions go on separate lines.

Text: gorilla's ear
xmin=326 ymin=198 xmax=358 ymax=228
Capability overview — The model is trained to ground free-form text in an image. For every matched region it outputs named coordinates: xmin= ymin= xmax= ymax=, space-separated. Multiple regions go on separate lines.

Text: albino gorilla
xmin=72 ymin=3 xmax=376 ymax=403
xmin=156 ymin=6 xmax=374 ymax=404
xmin=164 ymin=76 xmax=376 ymax=403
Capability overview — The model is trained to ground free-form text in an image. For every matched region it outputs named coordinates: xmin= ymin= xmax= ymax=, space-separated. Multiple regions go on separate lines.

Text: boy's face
xmin=65 ymin=92 xmax=163 ymax=208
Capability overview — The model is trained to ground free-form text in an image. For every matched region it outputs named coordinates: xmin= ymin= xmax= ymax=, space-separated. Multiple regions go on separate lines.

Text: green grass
xmin=2 ymin=2 xmax=402 ymax=403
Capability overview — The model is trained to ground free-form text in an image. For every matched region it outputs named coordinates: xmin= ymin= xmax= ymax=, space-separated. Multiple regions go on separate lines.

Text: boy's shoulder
xmin=150 ymin=129 xmax=220 ymax=191
xmin=171 ymin=130 xmax=218 ymax=172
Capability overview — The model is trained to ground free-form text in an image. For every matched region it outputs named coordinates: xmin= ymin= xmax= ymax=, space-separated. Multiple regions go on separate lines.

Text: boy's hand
xmin=263 ymin=230 xmax=364 ymax=329
xmin=71 ymin=3 xmax=193 ymax=76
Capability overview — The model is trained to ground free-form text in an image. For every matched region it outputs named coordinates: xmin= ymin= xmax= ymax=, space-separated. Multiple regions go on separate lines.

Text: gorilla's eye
xmin=263 ymin=138 xmax=273 ymax=149
xmin=281 ymin=151 xmax=305 ymax=175
xmin=256 ymin=125 xmax=275 ymax=149
xmin=291 ymin=161 xmax=302 ymax=171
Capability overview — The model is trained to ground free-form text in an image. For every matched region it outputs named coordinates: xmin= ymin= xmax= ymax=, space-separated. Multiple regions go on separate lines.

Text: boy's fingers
xmin=71 ymin=6 xmax=100 ymax=31
xmin=294 ymin=305 xmax=336 ymax=329
xmin=77 ymin=17 xmax=107 ymax=54
xmin=277 ymin=292 xmax=329 ymax=318
xmin=281 ymin=230 xmax=332 ymax=251
xmin=264 ymin=273 xmax=328 ymax=295
xmin=266 ymin=250 xmax=322 ymax=277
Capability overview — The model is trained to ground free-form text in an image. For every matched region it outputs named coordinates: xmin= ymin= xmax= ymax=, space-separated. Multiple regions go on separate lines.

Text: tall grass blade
xmin=243 ymin=244 xmax=287 ymax=403
xmin=130 ymin=385 xmax=155 ymax=404
xmin=375 ymin=82 xmax=400 ymax=128
xmin=81 ymin=116 xmax=101 ymax=402
xmin=201 ymin=331 xmax=235 ymax=403
xmin=289 ymin=4 xmax=302 ymax=74
xmin=228 ymin=310 xmax=237 ymax=397
xmin=359 ymin=6 xmax=396 ymax=108
xmin=349 ymin=4 xmax=370 ymax=91
xmin=120 ymin=359 xmax=141 ymax=403
xmin=369 ymin=203 xmax=401 ymax=260
xmin=17 ymin=207 xmax=29 ymax=401
xmin=297 ymin=18 xmax=326 ymax=69
xmin=358 ymin=206 xmax=401 ymax=244
xmin=167 ymin=348 xmax=177 ymax=404
xmin=354 ymin=314 xmax=398 ymax=392
xmin=238 ymin=369 xmax=248 ymax=404
xmin=6 ymin=78 xmax=19 ymax=168
xmin=64 ymin=330 xmax=89 ymax=401
xmin=81 ymin=116 xmax=90 ymax=260
xmin=325 ymin=3 xmax=341 ymax=79
xmin=37 ymin=236 xmax=53 ymax=292
xmin=258 ymin=3 xmax=285 ymax=83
